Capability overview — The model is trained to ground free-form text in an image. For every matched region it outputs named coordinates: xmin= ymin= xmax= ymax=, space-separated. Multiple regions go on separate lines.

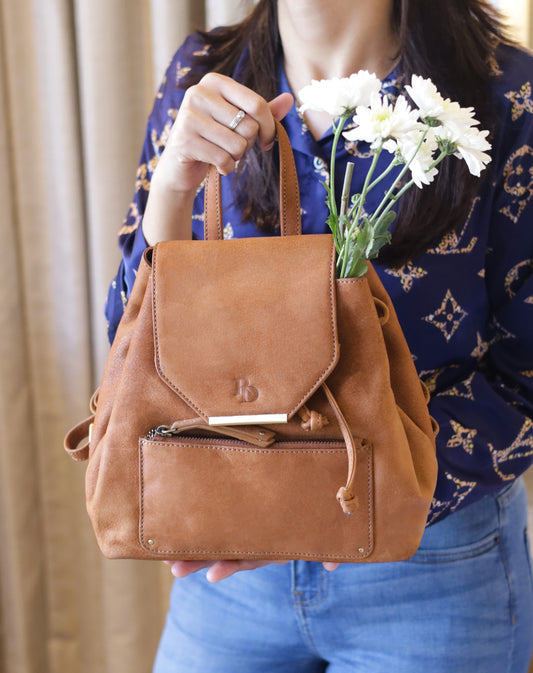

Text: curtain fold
xmin=0 ymin=3 xmax=255 ymax=671
xmin=0 ymin=1 xmax=530 ymax=672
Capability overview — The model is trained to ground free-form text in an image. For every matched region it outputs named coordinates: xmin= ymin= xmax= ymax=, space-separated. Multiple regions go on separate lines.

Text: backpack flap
xmin=152 ymin=234 xmax=339 ymax=424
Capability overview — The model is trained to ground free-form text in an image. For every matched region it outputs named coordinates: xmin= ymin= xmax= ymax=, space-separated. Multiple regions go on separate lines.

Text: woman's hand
xmin=164 ymin=559 xmax=340 ymax=583
xmin=142 ymin=73 xmax=294 ymax=244
xmin=157 ymin=72 xmax=294 ymax=191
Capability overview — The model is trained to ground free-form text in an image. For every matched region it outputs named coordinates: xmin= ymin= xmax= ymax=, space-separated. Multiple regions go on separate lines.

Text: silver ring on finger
xmin=228 ymin=109 xmax=246 ymax=131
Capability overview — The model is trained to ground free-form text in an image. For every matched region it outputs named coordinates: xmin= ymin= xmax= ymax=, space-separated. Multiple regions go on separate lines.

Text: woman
xmin=106 ymin=1 xmax=533 ymax=670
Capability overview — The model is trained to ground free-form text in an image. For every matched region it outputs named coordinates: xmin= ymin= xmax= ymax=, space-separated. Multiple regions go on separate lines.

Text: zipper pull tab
xmin=170 ymin=420 xmax=277 ymax=447
xmin=146 ymin=425 xmax=175 ymax=440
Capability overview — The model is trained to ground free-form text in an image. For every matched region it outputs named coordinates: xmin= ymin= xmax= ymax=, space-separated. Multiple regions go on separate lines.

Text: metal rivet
xmin=147 ymin=539 xmax=155 ymax=546
xmin=358 ymin=547 xmax=365 ymax=553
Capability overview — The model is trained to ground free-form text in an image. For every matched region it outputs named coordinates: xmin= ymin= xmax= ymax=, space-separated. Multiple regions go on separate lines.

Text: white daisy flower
xmin=343 ymin=93 xmax=423 ymax=149
xmin=436 ymin=125 xmax=492 ymax=176
xmin=396 ymin=129 xmax=440 ymax=188
xmin=298 ymin=70 xmax=382 ymax=118
xmin=406 ymin=75 xmax=492 ymax=175
xmin=405 ymin=75 xmax=478 ymax=132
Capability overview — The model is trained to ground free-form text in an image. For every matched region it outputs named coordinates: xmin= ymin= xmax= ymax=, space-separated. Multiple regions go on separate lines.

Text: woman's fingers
xmin=168 ymin=560 xmax=215 ymax=578
xmin=180 ymin=84 xmax=255 ymax=154
xmin=157 ymin=74 xmax=294 ymax=191
xmin=196 ymin=72 xmax=277 ymax=149
xmin=179 ymin=77 xmax=264 ymax=161
xmin=269 ymin=92 xmax=295 ymax=123
xmin=205 ymin=560 xmax=290 ymax=583
xmin=164 ymin=559 xmax=337 ymax=582
xmin=163 ymin=559 xmax=290 ymax=583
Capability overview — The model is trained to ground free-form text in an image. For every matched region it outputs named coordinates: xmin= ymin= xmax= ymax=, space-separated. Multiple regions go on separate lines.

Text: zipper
xmin=145 ymin=426 xmax=348 ymax=449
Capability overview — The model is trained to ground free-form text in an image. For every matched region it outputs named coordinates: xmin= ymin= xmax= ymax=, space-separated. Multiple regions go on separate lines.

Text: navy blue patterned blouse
xmin=106 ymin=33 xmax=533 ymax=524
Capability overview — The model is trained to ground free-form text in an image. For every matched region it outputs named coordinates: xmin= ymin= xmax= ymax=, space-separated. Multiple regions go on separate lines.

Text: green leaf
xmin=373 ymin=211 xmax=396 ymax=240
xmin=326 ymin=213 xmax=339 ymax=245
xmin=364 ymin=211 xmax=395 ymax=259
xmin=338 ymin=214 xmax=350 ymax=239
xmin=350 ymin=258 xmax=369 ymax=277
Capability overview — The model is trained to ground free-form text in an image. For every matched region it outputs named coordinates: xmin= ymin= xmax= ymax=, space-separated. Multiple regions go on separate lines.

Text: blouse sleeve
xmin=427 ymin=62 xmax=533 ymax=523
xmin=104 ymin=33 xmax=206 ymax=343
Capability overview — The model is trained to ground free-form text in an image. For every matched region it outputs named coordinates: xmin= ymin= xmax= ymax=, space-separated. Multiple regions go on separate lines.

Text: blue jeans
xmin=153 ymin=478 xmax=533 ymax=672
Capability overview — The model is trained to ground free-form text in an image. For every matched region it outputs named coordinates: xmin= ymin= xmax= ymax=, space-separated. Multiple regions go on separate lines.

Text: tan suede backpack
xmin=65 ymin=120 xmax=438 ymax=563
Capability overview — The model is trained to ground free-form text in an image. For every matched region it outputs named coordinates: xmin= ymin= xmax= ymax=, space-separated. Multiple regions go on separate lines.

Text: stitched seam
xmin=203 ymin=176 xmax=208 ymax=240
xmin=152 ymin=247 xmax=207 ymax=420
xmin=295 ymin=567 xmax=329 ymax=609
xmin=144 ymin=440 xmax=348 ymax=455
xmin=496 ymin=497 xmax=517 ymax=673
xmin=293 ymin=602 xmax=323 ymax=657
xmin=296 ymin=613 xmax=323 ymax=657
xmin=154 ymin=371 xmax=206 ymax=420
xmin=366 ymin=444 xmax=374 ymax=555
xmin=287 ymin=240 xmax=338 ymax=419
xmin=409 ymin=535 xmax=499 ymax=563
xmin=336 ymin=277 xmax=366 ymax=285
xmin=496 ymin=478 xmax=520 ymax=507
xmin=138 ymin=441 xmax=373 ymax=558
xmin=216 ymin=172 xmax=223 ymax=240
xmin=140 ymin=547 xmax=369 ymax=558
xmin=203 ymin=170 xmax=222 ymax=240
xmin=524 ymin=528 xmax=533 ymax=585
xmin=139 ymin=438 xmax=146 ymax=548
xmin=294 ymin=156 xmax=301 ymax=235
xmin=281 ymin=148 xmax=287 ymax=236
xmin=283 ymin=129 xmax=301 ymax=235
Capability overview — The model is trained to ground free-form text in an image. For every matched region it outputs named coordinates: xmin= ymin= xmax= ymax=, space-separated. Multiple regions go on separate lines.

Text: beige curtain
xmin=0 ymin=2 xmax=253 ymax=672
xmin=0 ymin=1 xmax=531 ymax=672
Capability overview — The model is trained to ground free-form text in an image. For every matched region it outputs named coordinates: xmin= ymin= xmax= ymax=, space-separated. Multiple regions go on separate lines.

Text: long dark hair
xmin=185 ymin=0 xmax=509 ymax=266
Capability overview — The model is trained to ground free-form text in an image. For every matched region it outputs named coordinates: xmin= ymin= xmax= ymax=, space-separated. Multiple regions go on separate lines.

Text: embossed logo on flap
xmin=236 ymin=379 xmax=259 ymax=403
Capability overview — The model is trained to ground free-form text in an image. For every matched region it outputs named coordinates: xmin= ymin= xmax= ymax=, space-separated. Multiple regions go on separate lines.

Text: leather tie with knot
xmin=298 ymin=405 xmax=329 ymax=432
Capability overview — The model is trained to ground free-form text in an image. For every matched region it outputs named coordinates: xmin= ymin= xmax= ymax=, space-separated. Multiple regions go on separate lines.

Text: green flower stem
xmin=344 ymin=154 xmax=398 ymax=224
xmin=429 ymin=148 xmax=451 ymax=170
xmin=339 ymin=242 xmax=353 ymax=279
xmin=370 ymin=148 xmax=449 ymax=224
xmin=340 ymin=162 xmax=355 ymax=220
xmin=370 ymin=128 xmax=429 ymax=224
xmin=328 ymin=114 xmax=352 ymax=226
xmin=338 ymin=133 xmax=447 ymax=278
xmin=352 ymin=142 xmax=383 ymax=226
xmin=365 ymin=154 xmax=401 ymax=194
xmin=338 ymin=143 xmax=383 ymax=277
